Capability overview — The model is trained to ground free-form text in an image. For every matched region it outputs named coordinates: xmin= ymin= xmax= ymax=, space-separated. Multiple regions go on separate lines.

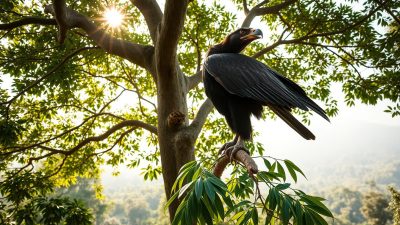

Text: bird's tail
xmin=269 ymin=106 xmax=316 ymax=140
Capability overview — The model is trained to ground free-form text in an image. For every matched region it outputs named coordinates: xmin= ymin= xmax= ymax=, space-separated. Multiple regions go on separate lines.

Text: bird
xmin=203 ymin=28 xmax=329 ymax=159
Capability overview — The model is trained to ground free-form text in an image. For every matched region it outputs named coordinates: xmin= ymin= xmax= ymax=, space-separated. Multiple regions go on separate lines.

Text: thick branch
xmin=187 ymin=98 xmax=213 ymax=139
xmin=242 ymin=0 xmax=297 ymax=27
xmin=52 ymin=0 xmax=68 ymax=43
xmin=243 ymin=0 xmax=250 ymax=15
xmin=130 ymin=0 xmax=162 ymax=43
xmin=0 ymin=17 xmax=56 ymax=30
xmin=156 ymin=0 xmax=190 ymax=77
xmin=186 ymin=70 xmax=203 ymax=91
xmin=44 ymin=4 xmax=154 ymax=70
xmin=213 ymin=151 xmax=259 ymax=178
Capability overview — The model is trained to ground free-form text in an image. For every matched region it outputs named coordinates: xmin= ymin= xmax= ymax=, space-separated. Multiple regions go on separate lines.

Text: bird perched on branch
xmin=203 ymin=28 xmax=329 ymax=159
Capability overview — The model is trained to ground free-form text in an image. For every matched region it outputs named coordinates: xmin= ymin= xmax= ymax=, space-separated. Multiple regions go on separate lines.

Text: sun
xmin=104 ymin=7 xmax=124 ymax=28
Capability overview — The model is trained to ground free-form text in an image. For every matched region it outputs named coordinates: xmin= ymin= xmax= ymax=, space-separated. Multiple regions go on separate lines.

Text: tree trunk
xmin=156 ymin=61 xmax=195 ymax=221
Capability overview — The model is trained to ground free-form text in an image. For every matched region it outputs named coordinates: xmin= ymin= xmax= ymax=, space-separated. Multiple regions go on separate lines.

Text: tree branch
xmin=130 ymin=0 xmax=163 ymax=43
xmin=187 ymin=98 xmax=213 ymax=139
xmin=44 ymin=4 xmax=155 ymax=70
xmin=52 ymin=0 xmax=68 ymax=43
xmin=213 ymin=151 xmax=259 ymax=178
xmin=242 ymin=0 xmax=297 ymax=27
xmin=252 ymin=1 xmax=387 ymax=58
xmin=0 ymin=46 xmax=99 ymax=108
xmin=243 ymin=0 xmax=250 ymax=15
xmin=372 ymin=0 xmax=400 ymax=25
xmin=13 ymin=120 xmax=157 ymax=164
xmin=0 ymin=17 xmax=56 ymax=30
xmin=64 ymin=119 xmax=156 ymax=155
xmin=156 ymin=0 xmax=190 ymax=77
xmin=0 ymin=112 xmax=127 ymax=154
xmin=186 ymin=70 xmax=203 ymax=91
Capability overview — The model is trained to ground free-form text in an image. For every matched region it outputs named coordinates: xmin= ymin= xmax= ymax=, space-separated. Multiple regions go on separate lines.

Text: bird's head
xmin=219 ymin=28 xmax=263 ymax=53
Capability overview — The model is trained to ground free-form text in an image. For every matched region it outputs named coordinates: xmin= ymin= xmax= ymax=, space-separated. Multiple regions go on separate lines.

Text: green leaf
xmin=214 ymin=194 xmax=225 ymax=220
xmin=263 ymin=158 xmax=271 ymax=169
xmin=269 ymin=161 xmax=277 ymax=172
xmin=275 ymin=183 xmax=290 ymax=191
xmin=179 ymin=180 xmax=195 ymax=199
xmin=201 ymin=195 xmax=215 ymax=218
xmin=285 ymin=161 xmax=298 ymax=183
xmin=281 ymin=197 xmax=292 ymax=225
xmin=306 ymin=208 xmax=329 ymax=225
xmin=208 ymin=176 xmax=227 ymax=190
xmin=165 ymin=190 xmax=179 ymax=210
xmin=238 ymin=210 xmax=252 ymax=225
xmin=226 ymin=200 xmax=251 ymax=215
xmin=277 ymin=162 xmax=286 ymax=181
xmin=301 ymin=195 xmax=333 ymax=218
xmin=195 ymin=179 xmax=204 ymax=201
xmin=284 ymin=160 xmax=306 ymax=179
xmin=257 ymin=171 xmax=271 ymax=183
xmin=232 ymin=211 xmax=246 ymax=222
xmin=264 ymin=212 xmax=273 ymax=225
xmin=251 ymin=207 xmax=259 ymax=225
xmin=204 ymin=179 xmax=215 ymax=202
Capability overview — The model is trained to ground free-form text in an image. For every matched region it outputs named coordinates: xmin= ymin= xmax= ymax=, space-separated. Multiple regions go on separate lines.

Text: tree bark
xmin=155 ymin=0 xmax=192 ymax=221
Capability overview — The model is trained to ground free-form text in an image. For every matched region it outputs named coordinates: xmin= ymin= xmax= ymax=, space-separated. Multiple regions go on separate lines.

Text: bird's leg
xmin=225 ymin=137 xmax=250 ymax=162
xmin=218 ymin=135 xmax=239 ymax=155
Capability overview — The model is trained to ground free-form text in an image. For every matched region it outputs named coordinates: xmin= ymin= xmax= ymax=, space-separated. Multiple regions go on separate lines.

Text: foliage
xmin=322 ymin=187 xmax=365 ymax=225
xmin=360 ymin=190 xmax=392 ymax=225
xmin=166 ymin=160 xmax=333 ymax=225
xmin=56 ymin=178 xmax=108 ymax=224
xmin=389 ymin=186 xmax=400 ymax=225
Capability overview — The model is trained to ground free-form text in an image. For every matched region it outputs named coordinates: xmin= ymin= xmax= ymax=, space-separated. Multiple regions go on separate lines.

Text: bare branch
xmin=44 ymin=4 xmax=155 ymax=70
xmin=52 ymin=0 xmax=68 ymax=43
xmin=186 ymin=70 xmax=203 ymax=91
xmin=243 ymin=0 xmax=250 ymax=15
xmin=213 ymin=150 xmax=258 ymax=178
xmin=242 ymin=0 xmax=297 ymax=27
xmin=130 ymin=0 xmax=163 ymax=43
xmin=91 ymin=127 xmax=135 ymax=156
xmin=187 ymin=98 xmax=213 ymax=139
xmin=156 ymin=0 xmax=190 ymax=77
xmin=0 ymin=17 xmax=56 ymax=30
xmin=252 ymin=28 xmax=288 ymax=58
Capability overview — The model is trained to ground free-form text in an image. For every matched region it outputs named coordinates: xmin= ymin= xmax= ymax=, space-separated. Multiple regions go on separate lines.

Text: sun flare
xmin=104 ymin=7 xmax=124 ymax=28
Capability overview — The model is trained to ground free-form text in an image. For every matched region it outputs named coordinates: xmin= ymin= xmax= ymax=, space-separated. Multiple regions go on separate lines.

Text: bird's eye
xmin=239 ymin=30 xmax=246 ymax=35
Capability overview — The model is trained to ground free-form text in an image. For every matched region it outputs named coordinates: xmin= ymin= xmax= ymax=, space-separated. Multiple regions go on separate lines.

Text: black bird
xmin=203 ymin=28 xmax=329 ymax=158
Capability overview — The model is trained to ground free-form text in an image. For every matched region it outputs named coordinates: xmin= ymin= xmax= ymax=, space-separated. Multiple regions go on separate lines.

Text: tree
xmin=0 ymin=0 xmax=399 ymax=223
xmin=389 ymin=186 xmax=400 ymax=225
xmin=361 ymin=191 xmax=392 ymax=225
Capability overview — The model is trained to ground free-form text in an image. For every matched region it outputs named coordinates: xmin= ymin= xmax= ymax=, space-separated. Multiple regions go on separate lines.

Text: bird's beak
xmin=241 ymin=29 xmax=263 ymax=41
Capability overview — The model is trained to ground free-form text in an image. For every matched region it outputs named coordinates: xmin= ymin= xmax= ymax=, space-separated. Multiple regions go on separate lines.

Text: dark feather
xmin=204 ymin=53 xmax=329 ymax=122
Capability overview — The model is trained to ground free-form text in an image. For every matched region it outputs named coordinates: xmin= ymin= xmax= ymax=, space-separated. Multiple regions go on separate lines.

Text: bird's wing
xmin=204 ymin=53 xmax=329 ymax=121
